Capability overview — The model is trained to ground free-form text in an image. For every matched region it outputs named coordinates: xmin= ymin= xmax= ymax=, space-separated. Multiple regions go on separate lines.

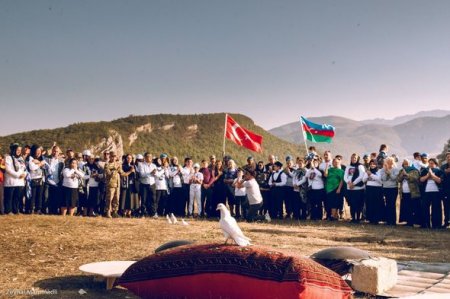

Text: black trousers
xmin=383 ymin=188 xmax=398 ymax=225
xmin=308 ymin=189 xmax=325 ymax=220
xmin=347 ymin=189 xmax=365 ymax=222
xmin=270 ymin=187 xmax=285 ymax=219
xmin=181 ymin=184 xmax=190 ymax=217
xmin=4 ymin=186 xmax=25 ymax=214
xmin=171 ymin=187 xmax=182 ymax=216
xmin=27 ymin=180 xmax=44 ymax=213
xmin=201 ymin=186 xmax=213 ymax=216
xmin=292 ymin=189 xmax=308 ymax=220
xmin=365 ymin=186 xmax=384 ymax=224
xmin=284 ymin=186 xmax=296 ymax=218
xmin=260 ymin=189 xmax=271 ymax=215
xmin=88 ymin=187 xmax=100 ymax=209
xmin=401 ymin=193 xmax=421 ymax=226
xmin=443 ymin=189 xmax=450 ymax=226
xmin=47 ymin=184 xmax=61 ymax=215
xmin=156 ymin=189 xmax=168 ymax=215
xmin=140 ymin=184 xmax=155 ymax=215
xmin=246 ymin=202 xmax=265 ymax=222
xmin=422 ymin=191 xmax=443 ymax=229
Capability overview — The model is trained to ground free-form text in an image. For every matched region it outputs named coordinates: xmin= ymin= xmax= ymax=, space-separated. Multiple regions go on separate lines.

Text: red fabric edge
xmin=121 ymin=272 xmax=352 ymax=299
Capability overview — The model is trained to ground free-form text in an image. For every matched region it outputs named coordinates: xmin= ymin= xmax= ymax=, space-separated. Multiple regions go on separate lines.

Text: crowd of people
xmin=0 ymin=142 xmax=449 ymax=229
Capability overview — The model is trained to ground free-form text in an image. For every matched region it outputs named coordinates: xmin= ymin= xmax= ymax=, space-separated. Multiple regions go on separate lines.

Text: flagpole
xmin=300 ymin=117 xmax=308 ymax=155
xmin=222 ymin=113 xmax=228 ymax=158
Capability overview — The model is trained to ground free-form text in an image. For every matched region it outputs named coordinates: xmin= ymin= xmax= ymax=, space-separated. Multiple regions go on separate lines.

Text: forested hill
xmin=0 ymin=113 xmax=304 ymax=165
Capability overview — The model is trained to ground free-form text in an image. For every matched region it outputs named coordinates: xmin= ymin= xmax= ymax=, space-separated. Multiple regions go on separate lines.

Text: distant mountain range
xmin=361 ymin=109 xmax=450 ymax=126
xmin=269 ymin=110 xmax=450 ymax=159
xmin=0 ymin=113 xmax=303 ymax=165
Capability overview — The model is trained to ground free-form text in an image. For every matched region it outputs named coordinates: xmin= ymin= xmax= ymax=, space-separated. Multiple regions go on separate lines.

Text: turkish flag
xmin=225 ymin=115 xmax=263 ymax=153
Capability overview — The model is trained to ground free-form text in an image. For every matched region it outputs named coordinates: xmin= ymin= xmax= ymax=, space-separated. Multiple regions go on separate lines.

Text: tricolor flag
xmin=300 ymin=116 xmax=335 ymax=143
xmin=225 ymin=114 xmax=263 ymax=153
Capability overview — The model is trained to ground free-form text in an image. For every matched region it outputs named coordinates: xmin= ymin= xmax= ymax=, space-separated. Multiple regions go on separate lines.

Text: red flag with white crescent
xmin=225 ymin=115 xmax=263 ymax=153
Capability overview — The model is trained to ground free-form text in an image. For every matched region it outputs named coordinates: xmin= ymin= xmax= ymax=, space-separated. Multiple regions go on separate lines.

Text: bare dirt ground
xmin=0 ymin=214 xmax=449 ymax=298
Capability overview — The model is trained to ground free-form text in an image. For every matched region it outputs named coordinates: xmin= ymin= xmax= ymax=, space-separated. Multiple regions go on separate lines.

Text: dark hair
xmin=30 ymin=144 xmax=42 ymax=159
xmin=379 ymin=144 xmax=387 ymax=152
xmin=67 ymin=158 xmax=77 ymax=167
xmin=413 ymin=152 xmax=421 ymax=158
xmin=245 ymin=169 xmax=256 ymax=177
xmin=429 ymin=158 xmax=439 ymax=166
xmin=184 ymin=157 xmax=192 ymax=163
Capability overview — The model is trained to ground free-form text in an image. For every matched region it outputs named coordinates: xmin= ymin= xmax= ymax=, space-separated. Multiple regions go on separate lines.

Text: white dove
xmin=216 ymin=203 xmax=251 ymax=246
xmin=170 ymin=213 xmax=178 ymax=224
xmin=166 ymin=214 xmax=173 ymax=224
xmin=181 ymin=219 xmax=190 ymax=226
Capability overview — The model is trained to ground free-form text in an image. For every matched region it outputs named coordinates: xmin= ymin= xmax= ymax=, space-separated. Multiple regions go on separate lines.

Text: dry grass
xmin=0 ymin=214 xmax=449 ymax=298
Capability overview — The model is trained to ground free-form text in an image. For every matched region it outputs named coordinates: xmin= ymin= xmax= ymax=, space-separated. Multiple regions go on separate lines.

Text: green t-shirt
xmin=325 ymin=167 xmax=344 ymax=193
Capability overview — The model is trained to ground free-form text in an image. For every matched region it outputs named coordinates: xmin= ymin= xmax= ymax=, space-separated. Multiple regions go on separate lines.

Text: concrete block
xmin=351 ymin=257 xmax=398 ymax=295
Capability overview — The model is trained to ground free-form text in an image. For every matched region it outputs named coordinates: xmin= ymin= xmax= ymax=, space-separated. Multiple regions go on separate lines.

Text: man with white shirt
xmin=319 ymin=151 xmax=332 ymax=174
xmin=137 ymin=152 xmax=157 ymax=217
xmin=180 ymin=157 xmax=193 ymax=217
xmin=268 ymin=161 xmax=287 ymax=219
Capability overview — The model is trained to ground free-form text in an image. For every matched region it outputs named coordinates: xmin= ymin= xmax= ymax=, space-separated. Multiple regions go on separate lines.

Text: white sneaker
xmin=153 ymin=213 xmax=159 ymax=219
xmin=265 ymin=211 xmax=272 ymax=223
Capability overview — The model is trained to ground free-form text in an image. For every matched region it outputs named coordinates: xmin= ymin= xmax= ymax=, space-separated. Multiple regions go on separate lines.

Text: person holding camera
xmin=61 ymin=158 xmax=84 ymax=216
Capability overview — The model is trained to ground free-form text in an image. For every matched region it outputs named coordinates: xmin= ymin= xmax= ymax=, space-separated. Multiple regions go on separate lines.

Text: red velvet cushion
xmin=119 ymin=243 xmax=353 ymax=299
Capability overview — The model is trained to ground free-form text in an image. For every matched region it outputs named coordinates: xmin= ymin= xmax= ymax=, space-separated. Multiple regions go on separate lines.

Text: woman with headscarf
xmin=344 ymin=153 xmax=366 ymax=223
xmin=419 ymin=158 xmax=444 ymax=229
xmin=362 ymin=159 xmax=383 ymax=224
xmin=27 ymin=144 xmax=46 ymax=214
xmin=4 ymin=143 xmax=27 ymax=214
xmin=379 ymin=157 xmax=400 ymax=225
xmin=398 ymin=158 xmax=421 ymax=226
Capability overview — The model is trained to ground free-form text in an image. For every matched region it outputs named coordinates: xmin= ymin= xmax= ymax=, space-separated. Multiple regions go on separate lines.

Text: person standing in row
xmin=293 ymin=159 xmax=308 ymax=220
xmin=283 ymin=156 xmax=296 ymax=219
xmin=169 ymin=157 xmax=183 ymax=216
xmin=120 ymin=154 xmax=138 ymax=218
xmin=104 ymin=151 xmax=127 ymax=218
xmin=200 ymin=159 xmax=214 ymax=217
xmin=138 ymin=153 xmax=156 ymax=217
xmin=61 ymin=158 xmax=84 ymax=216
xmin=188 ymin=163 xmax=203 ymax=217
xmin=324 ymin=158 xmax=344 ymax=221
xmin=181 ymin=157 xmax=193 ymax=217
xmin=440 ymin=152 xmax=450 ymax=228
xmin=0 ymin=154 xmax=5 ymax=214
xmin=397 ymin=159 xmax=421 ymax=226
xmin=232 ymin=168 xmax=247 ymax=219
xmin=344 ymin=154 xmax=365 ymax=223
xmin=380 ymin=157 xmax=400 ymax=225
xmin=154 ymin=157 xmax=169 ymax=217
xmin=4 ymin=143 xmax=27 ymax=215
xmin=420 ymin=158 xmax=443 ymax=229
xmin=45 ymin=146 xmax=64 ymax=215
xmin=362 ymin=159 xmax=383 ymax=224
xmin=269 ymin=161 xmax=287 ymax=219
xmin=27 ymin=144 xmax=46 ymax=214
xmin=84 ymin=154 xmax=102 ymax=216
xmin=223 ymin=158 xmax=238 ymax=216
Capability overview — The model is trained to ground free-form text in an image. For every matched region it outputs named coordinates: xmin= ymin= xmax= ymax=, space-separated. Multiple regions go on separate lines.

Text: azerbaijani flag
xmin=300 ymin=116 xmax=335 ymax=143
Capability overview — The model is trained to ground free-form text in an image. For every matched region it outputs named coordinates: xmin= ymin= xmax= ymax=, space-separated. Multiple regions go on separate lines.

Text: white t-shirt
xmin=425 ymin=179 xmax=439 ymax=193
xmin=189 ymin=172 xmax=203 ymax=189
xmin=402 ymin=179 xmax=410 ymax=193
xmin=243 ymin=179 xmax=262 ymax=205
xmin=233 ymin=178 xmax=246 ymax=196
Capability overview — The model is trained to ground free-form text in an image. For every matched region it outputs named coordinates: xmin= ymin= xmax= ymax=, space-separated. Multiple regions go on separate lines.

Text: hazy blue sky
xmin=1 ymin=0 xmax=450 ymax=136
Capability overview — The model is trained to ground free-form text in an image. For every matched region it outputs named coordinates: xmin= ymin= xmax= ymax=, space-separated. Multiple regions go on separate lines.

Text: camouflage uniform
xmin=104 ymin=161 xmax=124 ymax=217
